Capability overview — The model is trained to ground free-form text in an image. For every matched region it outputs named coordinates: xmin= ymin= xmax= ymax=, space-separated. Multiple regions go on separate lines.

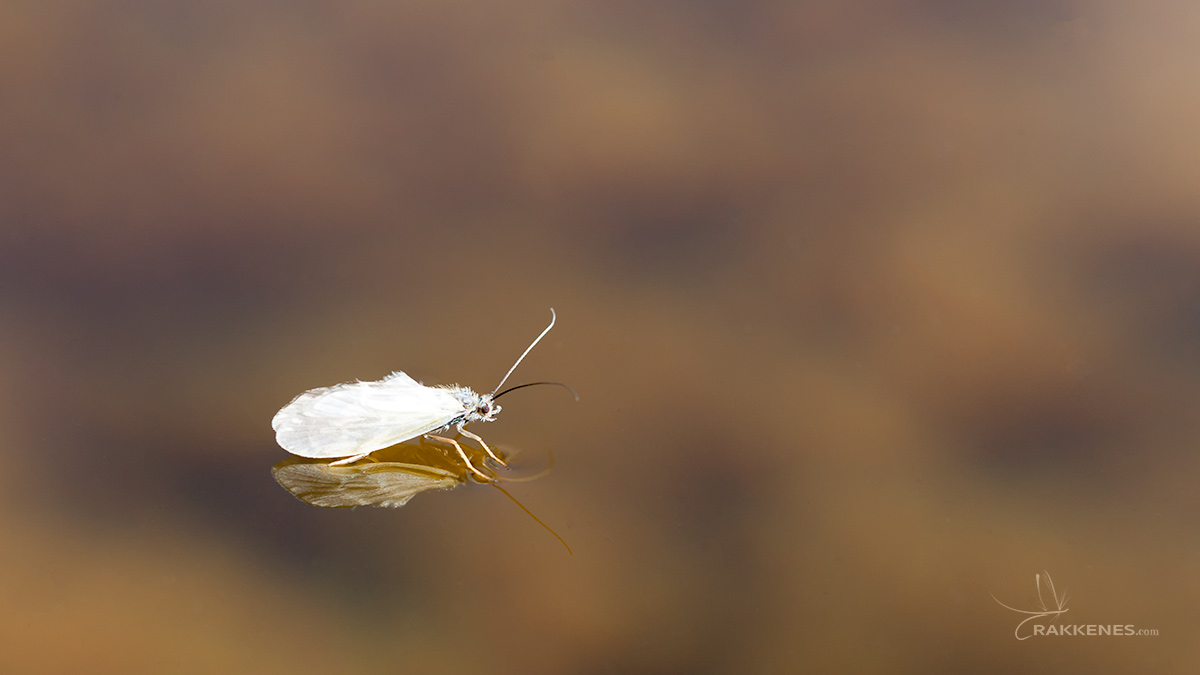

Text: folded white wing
xmin=272 ymin=371 xmax=466 ymax=459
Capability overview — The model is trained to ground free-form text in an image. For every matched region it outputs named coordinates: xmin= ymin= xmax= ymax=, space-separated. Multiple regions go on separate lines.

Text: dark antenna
xmin=495 ymin=381 xmax=579 ymax=401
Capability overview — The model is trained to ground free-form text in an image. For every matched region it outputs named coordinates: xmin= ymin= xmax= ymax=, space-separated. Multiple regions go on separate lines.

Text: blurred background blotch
xmin=1 ymin=0 xmax=1198 ymax=672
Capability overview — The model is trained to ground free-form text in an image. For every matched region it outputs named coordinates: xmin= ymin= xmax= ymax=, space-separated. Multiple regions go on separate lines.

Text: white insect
xmin=272 ymin=309 xmax=558 ymax=478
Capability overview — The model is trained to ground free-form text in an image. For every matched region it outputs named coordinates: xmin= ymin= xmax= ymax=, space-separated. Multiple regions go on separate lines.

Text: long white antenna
xmin=491 ymin=308 xmax=556 ymax=395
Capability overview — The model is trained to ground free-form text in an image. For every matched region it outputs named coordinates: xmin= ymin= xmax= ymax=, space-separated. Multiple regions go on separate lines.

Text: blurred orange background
xmin=1 ymin=1 xmax=1198 ymax=672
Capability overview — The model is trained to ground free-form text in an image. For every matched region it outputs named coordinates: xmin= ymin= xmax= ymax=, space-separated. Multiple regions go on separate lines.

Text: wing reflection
xmin=271 ymin=437 xmax=504 ymax=508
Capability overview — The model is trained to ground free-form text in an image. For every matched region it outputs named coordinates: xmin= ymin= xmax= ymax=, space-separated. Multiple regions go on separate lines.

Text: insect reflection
xmin=272 ymin=437 xmax=570 ymax=553
xmin=272 ymin=436 xmax=501 ymax=508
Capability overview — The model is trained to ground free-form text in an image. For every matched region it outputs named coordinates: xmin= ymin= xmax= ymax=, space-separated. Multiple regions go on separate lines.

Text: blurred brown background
xmin=1 ymin=0 xmax=1198 ymax=672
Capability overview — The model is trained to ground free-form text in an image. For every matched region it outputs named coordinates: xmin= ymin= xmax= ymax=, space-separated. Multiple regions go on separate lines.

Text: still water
xmin=1 ymin=1 xmax=1197 ymax=673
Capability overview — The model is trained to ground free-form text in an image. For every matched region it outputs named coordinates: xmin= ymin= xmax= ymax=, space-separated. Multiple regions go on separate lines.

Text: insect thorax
xmin=445 ymin=386 xmax=501 ymax=423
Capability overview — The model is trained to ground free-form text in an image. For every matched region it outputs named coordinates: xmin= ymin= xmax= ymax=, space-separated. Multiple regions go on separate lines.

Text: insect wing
xmin=272 ymin=371 xmax=466 ymax=459
xmin=271 ymin=458 xmax=463 ymax=508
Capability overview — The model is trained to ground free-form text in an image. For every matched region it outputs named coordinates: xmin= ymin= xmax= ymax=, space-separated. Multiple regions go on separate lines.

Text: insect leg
xmin=329 ymin=451 xmax=372 ymax=466
xmin=425 ymin=434 xmax=492 ymax=481
xmin=457 ymin=424 xmax=507 ymax=467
